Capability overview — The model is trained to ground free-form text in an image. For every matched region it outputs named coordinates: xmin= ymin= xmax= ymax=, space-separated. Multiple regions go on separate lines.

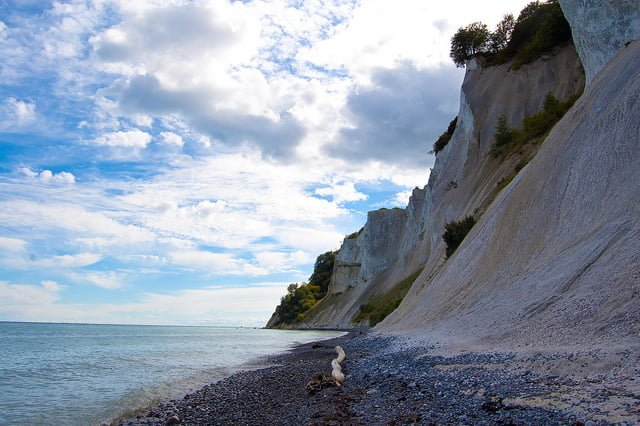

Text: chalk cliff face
xmin=559 ymin=0 xmax=640 ymax=85
xmin=378 ymin=2 xmax=640 ymax=345
xmin=273 ymin=2 xmax=639 ymax=346
xmin=380 ymin=37 xmax=640 ymax=347
xmin=294 ymin=43 xmax=585 ymax=329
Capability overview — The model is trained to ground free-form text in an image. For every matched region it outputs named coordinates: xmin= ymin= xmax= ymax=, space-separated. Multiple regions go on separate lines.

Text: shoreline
xmin=115 ymin=332 xmax=639 ymax=425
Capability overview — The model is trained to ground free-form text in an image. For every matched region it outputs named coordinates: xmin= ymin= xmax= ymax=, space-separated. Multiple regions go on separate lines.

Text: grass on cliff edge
xmin=354 ymin=267 xmax=424 ymax=327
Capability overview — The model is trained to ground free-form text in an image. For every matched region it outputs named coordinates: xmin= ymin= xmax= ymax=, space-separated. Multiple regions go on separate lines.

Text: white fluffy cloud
xmin=0 ymin=97 xmax=37 ymax=129
xmin=315 ymin=181 xmax=368 ymax=204
xmin=94 ymin=129 xmax=152 ymax=148
xmin=20 ymin=167 xmax=76 ymax=184
xmin=392 ymin=190 xmax=413 ymax=207
xmin=159 ymin=131 xmax=183 ymax=147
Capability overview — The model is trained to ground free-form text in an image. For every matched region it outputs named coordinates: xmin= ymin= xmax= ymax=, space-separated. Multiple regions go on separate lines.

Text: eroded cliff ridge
xmin=268 ymin=1 xmax=639 ymax=346
xmin=289 ymin=41 xmax=585 ymax=329
xmin=382 ymin=41 xmax=640 ymax=347
xmin=560 ymin=0 xmax=640 ymax=85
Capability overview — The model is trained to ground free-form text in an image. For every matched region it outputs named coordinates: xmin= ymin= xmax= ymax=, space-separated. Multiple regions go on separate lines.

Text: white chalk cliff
xmin=560 ymin=0 xmax=640 ymax=85
xmin=271 ymin=1 xmax=640 ymax=348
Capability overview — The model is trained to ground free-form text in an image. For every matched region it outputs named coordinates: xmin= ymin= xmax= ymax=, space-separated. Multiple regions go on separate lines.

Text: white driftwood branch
xmin=331 ymin=345 xmax=346 ymax=384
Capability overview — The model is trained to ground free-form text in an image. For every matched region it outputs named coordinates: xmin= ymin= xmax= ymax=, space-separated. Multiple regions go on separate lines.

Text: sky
xmin=0 ymin=0 xmax=531 ymax=326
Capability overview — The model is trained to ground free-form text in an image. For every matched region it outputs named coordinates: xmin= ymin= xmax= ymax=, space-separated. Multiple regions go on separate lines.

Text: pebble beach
xmin=116 ymin=332 xmax=640 ymax=425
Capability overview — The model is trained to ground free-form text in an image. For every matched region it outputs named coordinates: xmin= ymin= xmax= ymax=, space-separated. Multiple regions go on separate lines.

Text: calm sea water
xmin=0 ymin=322 xmax=343 ymax=426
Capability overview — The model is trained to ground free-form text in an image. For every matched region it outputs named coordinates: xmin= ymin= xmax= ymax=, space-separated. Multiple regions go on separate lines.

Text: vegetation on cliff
xmin=491 ymin=92 xmax=581 ymax=159
xmin=271 ymin=250 xmax=336 ymax=325
xmin=354 ymin=267 xmax=424 ymax=326
xmin=431 ymin=116 xmax=458 ymax=154
xmin=443 ymin=216 xmax=477 ymax=258
xmin=451 ymin=1 xmax=572 ymax=69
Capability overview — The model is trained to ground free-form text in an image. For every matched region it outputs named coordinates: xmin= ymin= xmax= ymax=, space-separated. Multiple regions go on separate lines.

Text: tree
xmin=517 ymin=1 xmax=543 ymax=23
xmin=494 ymin=115 xmax=516 ymax=147
xmin=489 ymin=14 xmax=515 ymax=52
xmin=270 ymin=251 xmax=337 ymax=325
xmin=308 ymin=250 xmax=336 ymax=294
xmin=450 ymin=22 xmax=490 ymax=67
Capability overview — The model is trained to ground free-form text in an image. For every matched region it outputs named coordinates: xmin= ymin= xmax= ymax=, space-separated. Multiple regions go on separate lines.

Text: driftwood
xmin=331 ymin=345 xmax=346 ymax=385
xmin=306 ymin=372 xmax=336 ymax=395
xmin=306 ymin=345 xmax=347 ymax=395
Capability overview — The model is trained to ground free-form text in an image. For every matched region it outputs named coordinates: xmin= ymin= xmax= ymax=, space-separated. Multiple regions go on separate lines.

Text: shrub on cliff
xmin=491 ymin=92 xmax=579 ymax=158
xmin=490 ymin=115 xmax=519 ymax=157
xmin=432 ymin=116 xmax=458 ymax=154
xmin=443 ymin=216 xmax=477 ymax=258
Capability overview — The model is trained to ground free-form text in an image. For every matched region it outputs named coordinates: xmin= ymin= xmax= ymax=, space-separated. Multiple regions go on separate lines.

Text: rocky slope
xmin=561 ymin=0 xmax=640 ymax=84
xmin=268 ymin=1 xmax=640 ymax=349
xmin=383 ymin=40 xmax=640 ymax=342
xmin=378 ymin=1 xmax=640 ymax=347
xmin=290 ymin=42 xmax=585 ymax=329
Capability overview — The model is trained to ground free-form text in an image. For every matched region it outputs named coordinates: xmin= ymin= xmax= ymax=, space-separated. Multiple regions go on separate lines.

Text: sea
xmin=0 ymin=321 xmax=344 ymax=425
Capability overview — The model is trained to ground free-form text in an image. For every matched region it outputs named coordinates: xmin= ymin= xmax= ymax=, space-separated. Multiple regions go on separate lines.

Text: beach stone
xmin=115 ymin=334 xmax=637 ymax=425
xmin=164 ymin=415 xmax=180 ymax=425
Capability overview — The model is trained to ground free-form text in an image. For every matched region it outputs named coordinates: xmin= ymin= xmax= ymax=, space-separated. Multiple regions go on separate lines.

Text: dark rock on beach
xmin=116 ymin=333 xmax=639 ymax=426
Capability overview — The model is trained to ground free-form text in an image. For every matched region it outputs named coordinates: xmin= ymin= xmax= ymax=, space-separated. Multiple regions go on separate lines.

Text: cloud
xmin=31 ymin=253 xmax=102 ymax=269
xmin=0 ymin=200 xmax=155 ymax=248
xmin=325 ymin=62 xmax=462 ymax=167
xmin=90 ymin=1 xmax=309 ymax=159
xmin=92 ymin=3 xmax=260 ymax=66
xmin=94 ymin=129 xmax=152 ymax=149
xmin=70 ymin=271 xmax=123 ymax=289
xmin=276 ymin=226 xmax=344 ymax=254
xmin=159 ymin=131 xmax=183 ymax=147
xmin=0 ymin=0 xmax=539 ymax=327
xmin=0 ymin=240 xmax=101 ymax=270
xmin=115 ymin=74 xmax=306 ymax=159
xmin=254 ymin=250 xmax=312 ymax=273
xmin=0 ymin=236 xmax=27 ymax=252
xmin=315 ymin=181 xmax=368 ymax=204
xmin=0 ymin=281 xmax=291 ymax=326
xmin=0 ymin=280 xmax=63 ymax=306
xmin=169 ymin=250 xmax=266 ymax=276
xmin=115 ymin=152 xmax=347 ymax=252
xmin=0 ymin=97 xmax=37 ymax=129
xmin=298 ymin=0 xmax=532 ymax=80
xmin=391 ymin=190 xmax=413 ymax=207
xmin=20 ymin=167 xmax=75 ymax=184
